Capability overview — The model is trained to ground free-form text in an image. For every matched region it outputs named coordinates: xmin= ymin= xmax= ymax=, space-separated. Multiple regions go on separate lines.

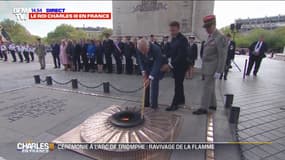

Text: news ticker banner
xmin=13 ymin=8 xmax=111 ymax=21
xmin=16 ymin=142 xmax=272 ymax=153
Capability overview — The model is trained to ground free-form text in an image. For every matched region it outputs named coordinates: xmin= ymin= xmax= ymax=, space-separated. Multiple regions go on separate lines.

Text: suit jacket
xmin=137 ymin=43 xmax=163 ymax=79
xmin=103 ymin=39 xmax=115 ymax=54
xmin=167 ymin=32 xmax=189 ymax=69
xmin=124 ymin=42 xmax=135 ymax=58
xmin=202 ymin=29 xmax=227 ymax=75
xmin=51 ymin=43 xmax=60 ymax=56
xmin=249 ymin=41 xmax=268 ymax=58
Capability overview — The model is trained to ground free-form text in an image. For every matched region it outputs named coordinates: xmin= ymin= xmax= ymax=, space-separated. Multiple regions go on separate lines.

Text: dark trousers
xmin=246 ymin=55 xmax=263 ymax=75
xmin=105 ymin=52 xmax=113 ymax=73
xmin=171 ymin=67 xmax=187 ymax=106
xmin=17 ymin=52 xmax=23 ymax=62
xmin=52 ymin=54 xmax=61 ymax=68
xmin=2 ymin=51 xmax=8 ymax=61
xmin=114 ymin=54 xmax=122 ymax=74
xmin=10 ymin=51 xmax=17 ymax=62
xmin=125 ymin=57 xmax=133 ymax=74
xmin=30 ymin=52 xmax=34 ymax=61
xmin=82 ymin=54 xmax=88 ymax=71
xmin=23 ymin=51 xmax=30 ymax=63
xmin=72 ymin=56 xmax=81 ymax=71
xmin=144 ymin=78 xmax=159 ymax=108
xmin=87 ymin=57 xmax=95 ymax=71
xmin=0 ymin=51 xmax=3 ymax=59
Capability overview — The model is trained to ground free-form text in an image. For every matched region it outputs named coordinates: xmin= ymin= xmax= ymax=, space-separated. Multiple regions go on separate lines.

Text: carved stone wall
xmin=113 ymin=0 xmax=214 ymax=40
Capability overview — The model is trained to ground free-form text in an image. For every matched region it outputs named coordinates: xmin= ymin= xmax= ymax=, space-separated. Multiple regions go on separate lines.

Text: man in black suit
xmin=161 ymin=21 xmax=189 ymax=111
xmin=114 ymin=36 xmax=124 ymax=74
xmin=103 ymin=33 xmax=115 ymax=73
xmin=51 ymin=42 xmax=60 ymax=68
xmin=73 ymin=40 xmax=82 ymax=71
xmin=220 ymin=33 xmax=236 ymax=80
xmin=246 ymin=35 xmax=268 ymax=76
xmin=124 ymin=36 xmax=135 ymax=74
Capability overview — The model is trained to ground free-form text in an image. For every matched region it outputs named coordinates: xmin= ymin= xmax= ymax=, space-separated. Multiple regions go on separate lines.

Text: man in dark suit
xmin=137 ymin=38 xmax=163 ymax=109
xmin=124 ymin=36 xmax=135 ymax=74
xmin=246 ymin=35 xmax=268 ymax=76
xmin=103 ymin=33 xmax=115 ymax=73
xmin=220 ymin=33 xmax=236 ymax=80
xmin=114 ymin=36 xmax=124 ymax=74
xmin=161 ymin=21 xmax=189 ymax=111
xmin=74 ymin=40 xmax=82 ymax=71
xmin=51 ymin=42 xmax=60 ymax=68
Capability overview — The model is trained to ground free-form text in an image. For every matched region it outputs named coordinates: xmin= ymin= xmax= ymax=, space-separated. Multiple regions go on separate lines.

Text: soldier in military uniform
xmin=137 ymin=38 xmax=163 ymax=109
xmin=219 ymin=33 xmax=236 ymax=80
xmin=35 ymin=38 xmax=46 ymax=70
xmin=193 ymin=15 xmax=227 ymax=115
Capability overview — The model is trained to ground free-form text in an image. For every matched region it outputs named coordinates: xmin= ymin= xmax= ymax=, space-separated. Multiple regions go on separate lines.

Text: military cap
xmin=203 ymin=15 xmax=216 ymax=28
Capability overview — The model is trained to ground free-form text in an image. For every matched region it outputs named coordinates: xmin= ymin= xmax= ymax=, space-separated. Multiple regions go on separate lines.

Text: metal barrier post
xmin=72 ymin=79 xmax=78 ymax=89
xmin=229 ymin=106 xmax=240 ymax=124
xmin=224 ymin=94 xmax=234 ymax=108
xmin=34 ymin=75 xmax=40 ymax=84
xmin=46 ymin=76 xmax=53 ymax=86
xmin=103 ymin=82 xmax=110 ymax=93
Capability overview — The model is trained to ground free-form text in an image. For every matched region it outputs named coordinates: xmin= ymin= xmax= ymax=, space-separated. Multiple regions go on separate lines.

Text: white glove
xmin=214 ymin=72 xmax=221 ymax=79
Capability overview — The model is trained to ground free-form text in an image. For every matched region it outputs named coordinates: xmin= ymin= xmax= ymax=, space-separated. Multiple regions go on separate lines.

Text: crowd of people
xmin=47 ymin=33 xmax=199 ymax=77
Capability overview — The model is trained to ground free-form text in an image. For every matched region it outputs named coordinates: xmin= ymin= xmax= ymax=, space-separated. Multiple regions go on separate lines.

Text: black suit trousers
xmin=247 ymin=55 xmax=263 ymax=75
xmin=171 ymin=66 xmax=187 ymax=106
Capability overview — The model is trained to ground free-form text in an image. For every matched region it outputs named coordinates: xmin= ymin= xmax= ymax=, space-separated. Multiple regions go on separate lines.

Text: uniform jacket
xmin=35 ymin=44 xmax=46 ymax=56
xmin=202 ymin=29 xmax=227 ymax=75
xmin=137 ymin=43 xmax=163 ymax=79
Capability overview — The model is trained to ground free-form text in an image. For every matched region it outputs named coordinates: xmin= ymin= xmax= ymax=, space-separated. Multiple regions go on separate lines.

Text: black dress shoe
xmin=224 ymin=77 xmax=227 ymax=80
xmin=192 ymin=109 xmax=208 ymax=115
xmin=166 ymin=105 xmax=178 ymax=111
xmin=253 ymin=73 xmax=257 ymax=76
xmin=209 ymin=106 xmax=217 ymax=110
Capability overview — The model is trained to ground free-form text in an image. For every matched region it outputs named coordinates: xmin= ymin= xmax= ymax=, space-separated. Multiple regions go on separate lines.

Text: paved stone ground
xmin=223 ymin=55 xmax=285 ymax=160
xmin=0 ymin=54 xmax=238 ymax=160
